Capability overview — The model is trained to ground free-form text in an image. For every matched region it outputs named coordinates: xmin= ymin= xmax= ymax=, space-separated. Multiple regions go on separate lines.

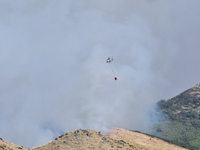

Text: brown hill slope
xmin=0 ymin=138 xmax=28 ymax=150
xmin=108 ymin=127 xmax=188 ymax=150
xmin=31 ymin=128 xmax=187 ymax=150
xmin=31 ymin=129 xmax=136 ymax=150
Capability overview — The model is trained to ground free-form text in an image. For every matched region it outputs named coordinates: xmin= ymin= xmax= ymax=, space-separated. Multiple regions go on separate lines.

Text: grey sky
xmin=1 ymin=0 xmax=200 ymax=148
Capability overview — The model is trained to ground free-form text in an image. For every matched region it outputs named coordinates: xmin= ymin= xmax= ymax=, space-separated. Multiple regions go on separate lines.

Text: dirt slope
xmin=108 ymin=127 xmax=188 ymax=150
xmin=0 ymin=138 xmax=28 ymax=150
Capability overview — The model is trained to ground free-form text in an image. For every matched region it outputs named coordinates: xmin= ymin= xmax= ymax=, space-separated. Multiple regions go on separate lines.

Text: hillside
xmin=108 ymin=127 xmax=187 ymax=150
xmin=30 ymin=128 xmax=188 ymax=150
xmin=31 ymin=129 xmax=137 ymax=150
xmin=157 ymin=84 xmax=200 ymax=120
xmin=0 ymin=138 xmax=28 ymax=150
xmin=3 ymin=85 xmax=200 ymax=150
xmin=0 ymin=127 xmax=191 ymax=150
xmin=153 ymin=84 xmax=200 ymax=149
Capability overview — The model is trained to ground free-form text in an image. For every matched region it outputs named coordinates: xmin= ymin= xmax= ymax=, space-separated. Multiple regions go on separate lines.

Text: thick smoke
xmin=1 ymin=0 xmax=200 ymax=148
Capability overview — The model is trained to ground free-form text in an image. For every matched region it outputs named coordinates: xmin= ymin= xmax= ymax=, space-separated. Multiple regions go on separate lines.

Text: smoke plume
xmin=1 ymin=0 xmax=200 ymax=148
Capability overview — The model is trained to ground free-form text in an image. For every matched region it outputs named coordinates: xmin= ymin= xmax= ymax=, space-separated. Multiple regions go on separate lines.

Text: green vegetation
xmin=129 ymin=144 xmax=134 ymax=148
xmin=132 ymin=130 xmax=199 ymax=150
xmin=0 ymin=146 xmax=4 ymax=150
xmin=119 ymin=140 xmax=135 ymax=149
xmin=152 ymin=85 xmax=200 ymax=149
xmin=119 ymin=140 xmax=126 ymax=144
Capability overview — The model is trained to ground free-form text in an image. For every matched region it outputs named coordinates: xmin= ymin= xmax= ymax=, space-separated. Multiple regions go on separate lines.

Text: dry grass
xmin=31 ymin=129 xmax=136 ymax=150
xmin=108 ymin=127 xmax=188 ymax=150
xmin=0 ymin=138 xmax=28 ymax=150
xmin=0 ymin=127 xmax=189 ymax=150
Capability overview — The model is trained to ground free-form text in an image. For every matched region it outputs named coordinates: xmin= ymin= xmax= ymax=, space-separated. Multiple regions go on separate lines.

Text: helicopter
xmin=106 ymin=57 xmax=113 ymax=63
xmin=106 ymin=56 xmax=117 ymax=80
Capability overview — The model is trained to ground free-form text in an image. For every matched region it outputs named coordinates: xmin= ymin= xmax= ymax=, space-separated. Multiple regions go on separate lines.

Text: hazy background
xmin=1 ymin=0 xmax=200 ymax=148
